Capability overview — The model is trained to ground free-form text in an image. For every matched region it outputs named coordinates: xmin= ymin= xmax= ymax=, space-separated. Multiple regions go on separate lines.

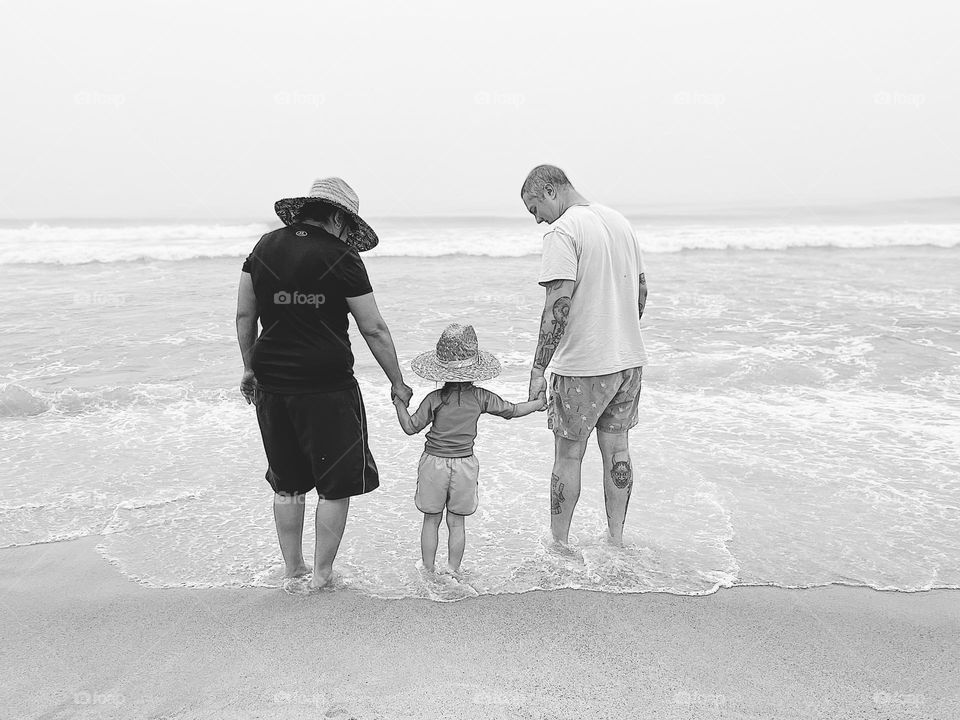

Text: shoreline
xmin=5 ymin=535 xmax=959 ymax=597
xmin=3 ymin=537 xmax=957 ymax=719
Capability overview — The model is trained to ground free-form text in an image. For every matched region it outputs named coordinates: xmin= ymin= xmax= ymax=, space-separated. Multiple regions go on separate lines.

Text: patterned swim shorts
xmin=547 ymin=367 xmax=643 ymax=441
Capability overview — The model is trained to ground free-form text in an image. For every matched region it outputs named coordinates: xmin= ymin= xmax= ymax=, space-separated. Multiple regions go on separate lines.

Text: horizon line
xmin=2 ymin=195 xmax=959 ymax=224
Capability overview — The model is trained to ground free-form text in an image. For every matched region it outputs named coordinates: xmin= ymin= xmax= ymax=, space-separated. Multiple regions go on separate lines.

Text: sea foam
xmin=1 ymin=221 xmax=959 ymax=264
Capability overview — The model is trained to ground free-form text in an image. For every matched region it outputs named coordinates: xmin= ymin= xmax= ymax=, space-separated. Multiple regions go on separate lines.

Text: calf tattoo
xmin=551 ymin=473 xmax=566 ymax=514
xmin=611 ymin=460 xmax=633 ymax=489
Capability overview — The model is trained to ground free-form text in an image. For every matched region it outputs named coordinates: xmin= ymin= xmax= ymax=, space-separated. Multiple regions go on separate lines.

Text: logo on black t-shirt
xmin=273 ymin=290 xmax=326 ymax=307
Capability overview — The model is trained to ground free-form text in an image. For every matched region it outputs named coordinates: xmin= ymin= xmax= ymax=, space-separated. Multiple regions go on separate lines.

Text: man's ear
xmin=543 ymin=183 xmax=556 ymax=199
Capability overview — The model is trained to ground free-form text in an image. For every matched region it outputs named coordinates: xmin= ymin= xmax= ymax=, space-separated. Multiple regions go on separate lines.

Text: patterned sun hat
xmin=274 ymin=177 xmax=379 ymax=252
xmin=412 ymin=324 xmax=502 ymax=383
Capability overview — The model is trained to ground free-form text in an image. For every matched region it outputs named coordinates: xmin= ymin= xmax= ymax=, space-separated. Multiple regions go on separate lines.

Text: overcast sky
xmin=1 ymin=1 xmax=957 ymax=219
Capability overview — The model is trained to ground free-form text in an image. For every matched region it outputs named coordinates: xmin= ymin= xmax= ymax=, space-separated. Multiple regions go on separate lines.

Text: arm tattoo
xmin=551 ymin=473 xmax=566 ymax=515
xmin=611 ymin=460 xmax=633 ymax=490
xmin=638 ymin=273 xmax=647 ymax=321
xmin=534 ymin=295 xmax=571 ymax=370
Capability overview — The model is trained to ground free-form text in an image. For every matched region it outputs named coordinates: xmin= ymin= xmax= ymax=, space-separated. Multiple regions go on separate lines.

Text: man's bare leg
xmin=310 ymin=497 xmax=350 ymax=589
xmin=598 ymin=430 xmax=633 ymax=545
xmin=273 ymin=493 xmax=310 ymax=578
xmin=420 ymin=512 xmax=443 ymax=572
xmin=550 ymin=435 xmax=588 ymax=544
xmin=446 ymin=511 xmax=465 ymax=572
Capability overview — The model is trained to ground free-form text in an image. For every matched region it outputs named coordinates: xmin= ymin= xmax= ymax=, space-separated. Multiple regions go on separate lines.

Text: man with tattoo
xmin=521 ymin=165 xmax=648 ymax=546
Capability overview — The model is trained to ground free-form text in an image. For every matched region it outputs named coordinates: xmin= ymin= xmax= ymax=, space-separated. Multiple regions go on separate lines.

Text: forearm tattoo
xmin=638 ymin=273 xmax=647 ymax=320
xmin=550 ymin=473 xmax=566 ymax=515
xmin=535 ymin=295 xmax=571 ymax=370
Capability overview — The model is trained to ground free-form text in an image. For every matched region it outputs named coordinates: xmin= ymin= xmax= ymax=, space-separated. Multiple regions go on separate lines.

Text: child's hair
xmin=439 ymin=381 xmax=473 ymax=407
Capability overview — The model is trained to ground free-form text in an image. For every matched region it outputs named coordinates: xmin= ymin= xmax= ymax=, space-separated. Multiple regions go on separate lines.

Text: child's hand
xmin=536 ymin=394 xmax=548 ymax=411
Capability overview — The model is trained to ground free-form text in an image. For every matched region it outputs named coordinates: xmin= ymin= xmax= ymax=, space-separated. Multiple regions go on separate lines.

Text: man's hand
xmin=240 ymin=369 xmax=258 ymax=405
xmin=391 ymin=380 xmax=413 ymax=407
xmin=528 ymin=370 xmax=547 ymax=403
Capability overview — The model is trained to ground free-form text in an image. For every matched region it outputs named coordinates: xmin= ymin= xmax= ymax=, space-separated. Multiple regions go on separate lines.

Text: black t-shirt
xmin=242 ymin=223 xmax=373 ymax=393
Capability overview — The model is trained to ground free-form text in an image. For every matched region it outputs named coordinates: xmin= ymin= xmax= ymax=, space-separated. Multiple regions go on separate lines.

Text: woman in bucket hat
xmin=238 ymin=177 xmax=413 ymax=591
xmin=393 ymin=324 xmax=544 ymax=575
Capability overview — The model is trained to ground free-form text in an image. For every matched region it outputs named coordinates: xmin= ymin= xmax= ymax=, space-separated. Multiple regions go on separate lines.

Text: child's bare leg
xmin=446 ymin=511 xmax=466 ymax=572
xmin=421 ymin=512 xmax=443 ymax=572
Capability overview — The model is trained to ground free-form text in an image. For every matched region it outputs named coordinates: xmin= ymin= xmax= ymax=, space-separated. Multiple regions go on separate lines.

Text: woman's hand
xmin=391 ymin=381 xmax=413 ymax=407
xmin=240 ymin=369 xmax=258 ymax=405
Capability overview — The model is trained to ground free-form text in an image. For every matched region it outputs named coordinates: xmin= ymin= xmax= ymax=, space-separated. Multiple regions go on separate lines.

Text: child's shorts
xmin=415 ymin=452 xmax=479 ymax=516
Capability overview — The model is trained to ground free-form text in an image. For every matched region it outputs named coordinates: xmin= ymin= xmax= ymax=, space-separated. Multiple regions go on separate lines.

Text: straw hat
xmin=274 ymin=177 xmax=379 ymax=252
xmin=412 ymin=324 xmax=502 ymax=382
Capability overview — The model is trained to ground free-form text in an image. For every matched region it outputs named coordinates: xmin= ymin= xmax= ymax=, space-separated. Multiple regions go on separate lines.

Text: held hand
xmin=528 ymin=371 xmax=547 ymax=403
xmin=536 ymin=394 xmax=548 ymax=412
xmin=391 ymin=381 xmax=413 ymax=408
xmin=240 ymin=369 xmax=258 ymax=405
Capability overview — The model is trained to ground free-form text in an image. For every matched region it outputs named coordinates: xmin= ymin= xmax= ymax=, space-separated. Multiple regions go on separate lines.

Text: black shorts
xmin=254 ymin=383 xmax=379 ymax=498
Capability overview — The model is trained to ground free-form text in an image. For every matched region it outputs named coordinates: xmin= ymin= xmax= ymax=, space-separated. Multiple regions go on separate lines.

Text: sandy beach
xmin=0 ymin=537 xmax=955 ymax=719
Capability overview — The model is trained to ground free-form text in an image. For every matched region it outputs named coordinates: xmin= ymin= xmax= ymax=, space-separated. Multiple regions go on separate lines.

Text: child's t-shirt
xmin=408 ymin=386 xmax=519 ymax=458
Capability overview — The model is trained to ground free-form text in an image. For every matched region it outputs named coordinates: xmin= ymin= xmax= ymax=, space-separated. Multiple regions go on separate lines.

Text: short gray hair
xmin=520 ymin=165 xmax=572 ymax=198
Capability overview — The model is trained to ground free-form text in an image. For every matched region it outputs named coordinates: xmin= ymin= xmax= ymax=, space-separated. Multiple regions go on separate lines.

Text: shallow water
xmin=2 ymin=224 xmax=959 ymax=599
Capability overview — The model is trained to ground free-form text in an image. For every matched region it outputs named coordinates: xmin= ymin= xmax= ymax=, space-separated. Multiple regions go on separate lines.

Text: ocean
xmin=2 ymin=211 xmax=959 ymax=601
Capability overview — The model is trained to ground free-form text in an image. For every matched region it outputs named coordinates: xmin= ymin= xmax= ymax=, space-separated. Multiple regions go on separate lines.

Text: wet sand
xmin=1 ymin=537 xmax=957 ymax=719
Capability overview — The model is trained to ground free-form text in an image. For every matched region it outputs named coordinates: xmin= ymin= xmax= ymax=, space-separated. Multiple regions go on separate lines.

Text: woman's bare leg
xmin=310 ymin=497 xmax=349 ymax=589
xmin=273 ymin=493 xmax=310 ymax=578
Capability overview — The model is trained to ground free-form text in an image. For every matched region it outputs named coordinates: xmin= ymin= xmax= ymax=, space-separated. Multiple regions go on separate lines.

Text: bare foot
xmin=285 ymin=562 xmax=311 ymax=579
xmin=605 ymin=533 xmax=624 ymax=548
xmin=416 ymin=560 xmax=440 ymax=581
xmin=541 ymin=533 xmax=585 ymax=561
xmin=308 ymin=569 xmax=334 ymax=590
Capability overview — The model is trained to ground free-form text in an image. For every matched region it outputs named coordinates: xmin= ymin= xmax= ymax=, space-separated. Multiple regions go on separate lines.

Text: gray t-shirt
xmin=409 ymin=385 xmax=518 ymax=458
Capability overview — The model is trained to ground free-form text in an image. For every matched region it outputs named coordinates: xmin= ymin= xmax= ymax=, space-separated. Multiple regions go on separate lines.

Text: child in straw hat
xmin=393 ymin=323 xmax=544 ymax=574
